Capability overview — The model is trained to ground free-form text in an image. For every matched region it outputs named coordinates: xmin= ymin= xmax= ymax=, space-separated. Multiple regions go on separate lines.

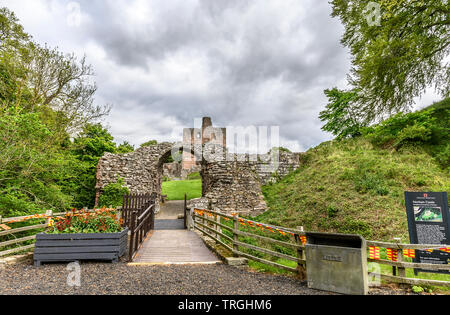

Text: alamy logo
xmin=364 ymin=2 xmax=382 ymax=27
xmin=67 ymin=2 xmax=82 ymax=27
xmin=368 ymin=263 xmax=381 ymax=286
xmin=67 ymin=261 xmax=81 ymax=287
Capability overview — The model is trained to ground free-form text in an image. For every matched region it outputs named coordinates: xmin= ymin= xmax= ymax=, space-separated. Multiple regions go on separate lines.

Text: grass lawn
xmin=162 ymin=179 xmax=202 ymax=201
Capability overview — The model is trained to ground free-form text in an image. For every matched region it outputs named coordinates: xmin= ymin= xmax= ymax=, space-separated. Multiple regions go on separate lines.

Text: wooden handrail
xmin=137 ymin=205 xmax=154 ymax=221
xmin=0 ymin=224 xmax=48 ymax=237
xmin=190 ymin=208 xmax=450 ymax=287
xmin=367 ymin=240 xmax=450 ymax=250
xmin=192 ymin=210 xmax=302 ymax=275
xmin=368 ymin=258 xmax=450 ymax=271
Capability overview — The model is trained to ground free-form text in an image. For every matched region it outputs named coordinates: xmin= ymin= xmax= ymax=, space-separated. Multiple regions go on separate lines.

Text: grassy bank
xmin=259 ymin=137 xmax=449 ymax=242
xmin=258 ymin=99 xmax=450 ymax=242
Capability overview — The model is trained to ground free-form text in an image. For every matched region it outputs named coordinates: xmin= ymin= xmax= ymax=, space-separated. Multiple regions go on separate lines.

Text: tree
xmin=331 ymin=0 xmax=449 ymax=122
xmin=319 ymin=88 xmax=363 ymax=139
xmin=0 ymin=7 xmax=110 ymax=139
xmin=72 ymin=124 xmax=117 ymax=163
xmin=0 ymin=7 xmax=116 ymax=213
xmin=116 ymin=141 xmax=135 ymax=154
xmin=69 ymin=124 xmax=117 ymax=208
xmin=26 ymin=46 xmax=110 ymax=134
xmin=0 ymin=7 xmax=31 ymax=51
xmin=0 ymin=109 xmax=74 ymax=217
xmin=0 ymin=8 xmax=34 ymax=108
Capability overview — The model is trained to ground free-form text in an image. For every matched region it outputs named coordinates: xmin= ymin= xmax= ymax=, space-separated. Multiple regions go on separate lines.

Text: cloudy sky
xmin=1 ymin=0 xmax=441 ymax=152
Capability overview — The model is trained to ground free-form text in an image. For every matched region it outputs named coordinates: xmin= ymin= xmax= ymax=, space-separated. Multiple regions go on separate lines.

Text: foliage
xmin=98 ymin=177 xmax=130 ymax=208
xmin=66 ymin=123 xmax=119 ymax=208
xmin=72 ymin=124 xmax=117 ymax=163
xmin=47 ymin=208 xmax=123 ymax=234
xmin=187 ymin=172 xmax=202 ymax=180
xmin=363 ymin=109 xmax=437 ymax=147
xmin=0 ymin=109 xmax=74 ymax=218
xmin=362 ymin=98 xmax=449 ymax=167
xmin=116 ymin=141 xmax=135 ymax=154
xmin=0 ymin=8 xmax=127 ymax=216
xmin=319 ymin=88 xmax=363 ymax=139
xmin=412 ymin=286 xmax=425 ymax=294
xmin=330 ymin=0 xmax=450 ymax=121
xmin=140 ymin=140 xmax=158 ymax=147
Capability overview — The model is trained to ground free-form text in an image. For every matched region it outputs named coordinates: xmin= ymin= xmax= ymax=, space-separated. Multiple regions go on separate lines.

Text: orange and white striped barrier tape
xmin=369 ymin=246 xmax=380 ymax=260
xmin=193 ymin=209 xmax=298 ymax=238
xmin=0 ymin=224 xmax=11 ymax=231
xmin=387 ymin=248 xmax=398 ymax=261
xmin=403 ymin=249 xmax=415 ymax=259
xmin=300 ymin=236 xmax=307 ymax=245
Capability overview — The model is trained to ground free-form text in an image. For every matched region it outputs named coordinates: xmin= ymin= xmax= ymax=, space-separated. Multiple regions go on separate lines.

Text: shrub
xmin=362 ymin=109 xmax=441 ymax=149
xmin=98 ymin=177 xmax=130 ymax=208
xmin=327 ymin=205 xmax=339 ymax=218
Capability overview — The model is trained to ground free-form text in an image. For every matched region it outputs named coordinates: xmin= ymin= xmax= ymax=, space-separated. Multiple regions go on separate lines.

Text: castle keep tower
xmin=182 ymin=117 xmax=227 ymax=170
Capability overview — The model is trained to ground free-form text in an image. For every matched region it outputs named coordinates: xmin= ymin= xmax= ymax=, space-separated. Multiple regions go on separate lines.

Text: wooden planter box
xmin=34 ymin=228 xmax=128 ymax=267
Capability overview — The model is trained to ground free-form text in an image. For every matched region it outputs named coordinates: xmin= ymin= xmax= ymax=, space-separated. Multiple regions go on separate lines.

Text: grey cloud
xmin=5 ymin=0 xmax=351 ymax=150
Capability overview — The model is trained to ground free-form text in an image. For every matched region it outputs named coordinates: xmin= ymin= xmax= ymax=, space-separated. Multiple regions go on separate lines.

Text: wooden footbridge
xmin=123 ymin=195 xmax=220 ymax=265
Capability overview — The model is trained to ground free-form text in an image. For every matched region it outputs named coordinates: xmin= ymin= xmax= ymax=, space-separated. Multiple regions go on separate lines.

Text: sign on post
xmin=405 ymin=192 xmax=450 ymax=274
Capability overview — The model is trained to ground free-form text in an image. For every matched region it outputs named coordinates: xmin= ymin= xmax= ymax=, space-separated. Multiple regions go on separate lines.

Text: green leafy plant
xmin=412 ymin=286 xmax=424 ymax=294
xmin=98 ymin=177 xmax=130 ymax=208
xmin=187 ymin=172 xmax=201 ymax=180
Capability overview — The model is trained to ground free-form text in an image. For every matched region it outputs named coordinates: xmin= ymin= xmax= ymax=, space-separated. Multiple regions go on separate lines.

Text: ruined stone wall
xmin=197 ymin=151 xmax=302 ymax=215
xmin=163 ymin=162 xmax=182 ymax=180
xmin=95 ymin=143 xmax=173 ymax=210
xmin=96 ymin=143 xmax=303 ymax=216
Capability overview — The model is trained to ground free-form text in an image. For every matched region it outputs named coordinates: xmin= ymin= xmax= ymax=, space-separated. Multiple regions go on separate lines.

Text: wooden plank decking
xmin=131 ymin=216 xmax=220 ymax=265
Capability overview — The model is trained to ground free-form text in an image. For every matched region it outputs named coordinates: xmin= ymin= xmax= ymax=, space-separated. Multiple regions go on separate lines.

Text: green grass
xmin=259 ymin=137 xmax=449 ymax=242
xmin=161 ymin=179 xmax=202 ymax=201
xmin=248 ymin=259 xmax=298 ymax=275
xmin=370 ymin=262 xmax=450 ymax=294
xmin=187 ymin=172 xmax=201 ymax=180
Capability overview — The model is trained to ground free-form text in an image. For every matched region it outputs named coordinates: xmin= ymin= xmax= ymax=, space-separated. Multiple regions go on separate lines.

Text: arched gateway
xmin=95 ymin=118 xmax=304 ymax=216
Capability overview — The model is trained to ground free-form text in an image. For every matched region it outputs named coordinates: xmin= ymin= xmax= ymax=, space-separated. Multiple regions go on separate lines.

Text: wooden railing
xmin=366 ymin=240 xmax=450 ymax=287
xmin=122 ymin=193 xmax=154 ymax=227
xmin=0 ymin=210 xmax=65 ymax=257
xmin=127 ymin=200 xmax=156 ymax=261
xmin=190 ymin=208 xmax=450 ymax=288
xmin=191 ymin=209 xmax=306 ymax=276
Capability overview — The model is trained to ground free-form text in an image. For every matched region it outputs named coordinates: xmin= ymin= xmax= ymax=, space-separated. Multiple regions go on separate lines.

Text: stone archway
xmin=95 ymin=142 xmax=205 ymax=212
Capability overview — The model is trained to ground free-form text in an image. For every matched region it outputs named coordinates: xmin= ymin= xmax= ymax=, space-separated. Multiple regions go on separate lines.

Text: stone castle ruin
xmin=95 ymin=117 xmax=303 ymax=216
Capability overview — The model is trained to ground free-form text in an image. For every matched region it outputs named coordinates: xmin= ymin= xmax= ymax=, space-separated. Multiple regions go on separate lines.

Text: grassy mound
xmin=258 ymin=100 xmax=450 ymax=242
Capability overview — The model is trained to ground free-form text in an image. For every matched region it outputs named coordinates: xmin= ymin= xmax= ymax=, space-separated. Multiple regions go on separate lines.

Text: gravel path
xmin=0 ymin=261 xmax=410 ymax=295
xmin=0 ymin=261 xmax=328 ymax=295
xmin=156 ymin=200 xmax=184 ymax=220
